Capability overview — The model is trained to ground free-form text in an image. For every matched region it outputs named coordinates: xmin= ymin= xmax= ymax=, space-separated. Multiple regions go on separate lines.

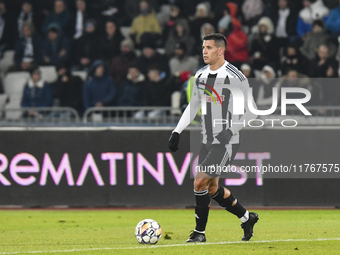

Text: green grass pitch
xmin=0 ymin=209 xmax=339 ymax=254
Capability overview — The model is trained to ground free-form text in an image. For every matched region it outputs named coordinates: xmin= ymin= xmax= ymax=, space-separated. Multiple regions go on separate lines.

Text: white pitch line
xmin=1 ymin=238 xmax=340 ymax=254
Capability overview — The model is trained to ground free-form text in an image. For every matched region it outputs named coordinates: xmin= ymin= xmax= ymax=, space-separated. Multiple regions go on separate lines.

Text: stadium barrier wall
xmin=0 ymin=127 xmax=339 ymax=207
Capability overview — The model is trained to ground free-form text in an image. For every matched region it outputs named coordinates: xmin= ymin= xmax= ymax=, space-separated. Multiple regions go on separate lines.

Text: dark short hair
xmin=223 ymin=5 xmax=230 ymax=13
xmin=140 ymin=0 xmax=149 ymax=4
xmin=203 ymin=33 xmax=227 ymax=50
xmin=29 ymin=65 xmax=40 ymax=75
xmin=312 ymin=19 xmax=325 ymax=29
xmin=48 ymin=27 xmax=59 ymax=34
xmin=148 ymin=65 xmax=161 ymax=73
xmin=128 ymin=64 xmax=140 ymax=71
xmin=22 ymin=1 xmax=33 ymax=6
xmin=56 ymin=61 xmax=70 ymax=72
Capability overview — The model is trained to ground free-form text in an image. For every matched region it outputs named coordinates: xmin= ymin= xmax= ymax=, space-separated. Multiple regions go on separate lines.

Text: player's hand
xmin=168 ymin=132 xmax=180 ymax=152
xmin=216 ymin=129 xmax=233 ymax=145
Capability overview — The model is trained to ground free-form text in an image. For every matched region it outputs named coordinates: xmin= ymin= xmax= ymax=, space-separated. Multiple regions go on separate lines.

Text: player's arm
xmin=173 ymin=100 xmax=201 ymax=134
xmin=168 ymin=100 xmax=201 ymax=152
xmin=169 ymin=73 xmax=202 ymax=152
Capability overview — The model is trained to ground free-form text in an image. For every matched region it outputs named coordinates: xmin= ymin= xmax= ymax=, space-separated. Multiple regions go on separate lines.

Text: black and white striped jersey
xmin=191 ymin=60 xmax=255 ymax=145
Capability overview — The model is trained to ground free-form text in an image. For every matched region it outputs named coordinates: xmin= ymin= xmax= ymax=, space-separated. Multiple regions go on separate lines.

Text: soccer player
xmin=168 ymin=33 xmax=259 ymax=242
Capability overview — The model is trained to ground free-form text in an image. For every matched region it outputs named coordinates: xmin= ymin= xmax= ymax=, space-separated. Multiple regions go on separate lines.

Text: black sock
xmin=194 ymin=189 xmax=210 ymax=232
xmin=211 ymin=186 xmax=246 ymax=218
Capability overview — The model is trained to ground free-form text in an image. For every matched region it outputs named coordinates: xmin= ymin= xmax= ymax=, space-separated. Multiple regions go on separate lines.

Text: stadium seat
xmin=0 ymin=50 xmax=15 ymax=76
xmin=135 ymin=49 xmax=142 ymax=57
xmin=0 ymin=94 xmax=8 ymax=119
xmin=254 ymin=70 xmax=262 ymax=79
xmin=171 ymin=91 xmax=182 ymax=115
xmin=72 ymin=70 xmax=88 ymax=81
xmin=156 ymin=48 xmax=165 ymax=54
xmin=120 ymin=27 xmax=131 ymax=38
xmin=40 ymin=66 xmax=58 ymax=83
xmin=4 ymin=71 xmax=30 ymax=120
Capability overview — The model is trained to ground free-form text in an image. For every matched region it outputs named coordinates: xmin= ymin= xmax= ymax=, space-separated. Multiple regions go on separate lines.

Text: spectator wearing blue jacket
xmin=21 ymin=66 xmax=53 ymax=118
xmin=42 ymin=24 xmax=71 ymax=65
xmin=83 ymin=60 xmax=117 ymax=110
xmin=296 ymin=0 xmax=329 ymax=40
xmin=117 ymin=65 xmax=146 ymax=107
xmin=42 ymin=0 xmax=71 ymax=36
xmin=325 ymin=1 xmax=340 ymax=35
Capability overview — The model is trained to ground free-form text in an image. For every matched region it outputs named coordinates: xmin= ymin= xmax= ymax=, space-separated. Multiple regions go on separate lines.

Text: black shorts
xmin=197 ymin=143 xmax=240 ymax=178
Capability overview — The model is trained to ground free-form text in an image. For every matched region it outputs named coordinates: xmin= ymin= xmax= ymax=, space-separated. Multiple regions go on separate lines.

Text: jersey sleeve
xmin=190 ymin=74 xmax=201 ymax=102
xmin=173 ymin=100 xmax=201 ymax=134
xmin=173 ymin=71 xmax=203 ymax=134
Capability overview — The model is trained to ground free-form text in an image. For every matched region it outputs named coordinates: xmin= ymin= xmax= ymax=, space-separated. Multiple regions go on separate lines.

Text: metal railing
xmin=0 ymin=106 xmax=339 ymax=126
xmin=82 ymin=106 xmax=181 ymax=125
xmin=1 ymin=107 xmax=80 ymax=125
xmin=257 ymin=106 xmax=340 ymax=126
xmin=83 ymin=106 xmax=340 ymax=126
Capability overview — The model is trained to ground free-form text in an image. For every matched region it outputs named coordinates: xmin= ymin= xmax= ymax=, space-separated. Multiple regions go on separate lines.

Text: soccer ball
xmin=135 ymin=219 xmax=162 ymax=244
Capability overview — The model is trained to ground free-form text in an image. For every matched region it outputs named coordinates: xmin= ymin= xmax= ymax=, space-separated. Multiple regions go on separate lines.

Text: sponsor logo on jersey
xmin=206 ymin=95 xmax=225 ymax=103
xmin=197 ymin=81 xmax=223 ymax=105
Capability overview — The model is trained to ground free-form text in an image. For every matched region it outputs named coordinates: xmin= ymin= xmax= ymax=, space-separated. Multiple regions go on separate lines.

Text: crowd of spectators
xmin=0 ymin=0 xmax=339 ymax=118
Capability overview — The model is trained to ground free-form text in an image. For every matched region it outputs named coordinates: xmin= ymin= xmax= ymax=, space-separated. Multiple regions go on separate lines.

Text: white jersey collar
xmin=207 ymin=60 xmax=228 ymax=74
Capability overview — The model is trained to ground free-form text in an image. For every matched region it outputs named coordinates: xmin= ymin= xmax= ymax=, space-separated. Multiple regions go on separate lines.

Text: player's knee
xmin=194 ymin=178 xmax=210 ymax=191
xmin=208 ymin=185 xmax=218 ymax=196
